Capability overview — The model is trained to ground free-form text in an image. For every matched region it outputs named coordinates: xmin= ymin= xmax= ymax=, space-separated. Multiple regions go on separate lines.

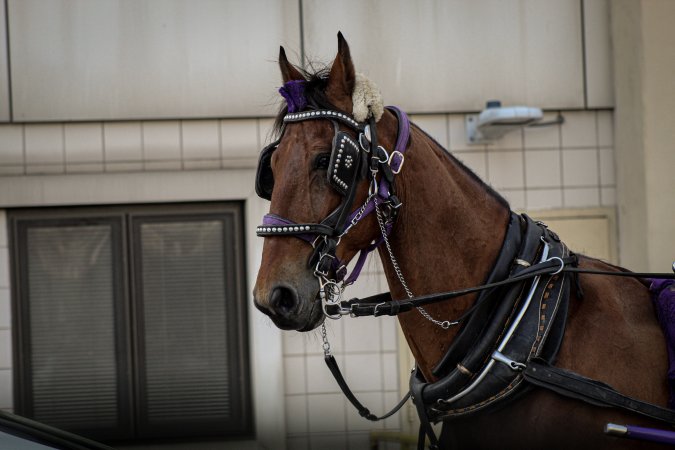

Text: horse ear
xmin=326 ymin=32 xmax=356 ymax=111
xmin=279 ymin=46 xmax=305 ymax=82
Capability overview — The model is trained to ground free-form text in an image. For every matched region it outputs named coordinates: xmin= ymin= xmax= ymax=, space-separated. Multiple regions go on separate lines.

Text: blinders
xmin=254 ymin=139 xmax=279 ymax=201
xmin=255 ymin=112 xmax=366 ymax=201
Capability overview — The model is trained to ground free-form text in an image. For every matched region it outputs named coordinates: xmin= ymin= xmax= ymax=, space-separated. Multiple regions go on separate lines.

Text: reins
xmin=328 ymin=256 xmax=675 ymax=319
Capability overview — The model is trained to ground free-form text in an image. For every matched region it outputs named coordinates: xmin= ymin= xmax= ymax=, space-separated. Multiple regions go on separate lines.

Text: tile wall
xmin=0 ymin=118 xmax=274 ymax=175
xmin=0 ymin=110 xmax=615 ymax=211
xmin=0 ymin=109 xmax=615 ymax=448
xmin=411 ymin=110 xmax=615 ymax=211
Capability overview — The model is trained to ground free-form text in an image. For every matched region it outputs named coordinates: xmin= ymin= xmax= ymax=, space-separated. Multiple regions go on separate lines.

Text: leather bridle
xmin=255 ymin=106 xmax=410 ymax=317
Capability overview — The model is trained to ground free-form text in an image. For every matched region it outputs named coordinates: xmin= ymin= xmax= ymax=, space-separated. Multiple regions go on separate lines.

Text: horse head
xmin=253 ymin=33 xmax=388 ymax=331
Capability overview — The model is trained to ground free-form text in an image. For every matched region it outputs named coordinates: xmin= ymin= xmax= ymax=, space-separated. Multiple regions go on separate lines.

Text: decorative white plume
xmin=352 ymin=72 xmax=384 ymax=122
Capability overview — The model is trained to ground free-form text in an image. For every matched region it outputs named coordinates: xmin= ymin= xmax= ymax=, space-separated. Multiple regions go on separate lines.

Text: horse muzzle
xmin=253 ymin=281 xmax=324 ymax=331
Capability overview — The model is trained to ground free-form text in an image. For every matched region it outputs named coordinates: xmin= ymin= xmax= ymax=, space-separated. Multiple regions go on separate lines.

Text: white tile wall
xmin=561 ymin=110 xmax=597 ymax=147
xmin=142 ymin=121 xmax=181 ymax=171
xmin=103 ymin=122 xmax=143 ymax=171
xmin=182 ymin=120 xmax=221 ymax=169
xmin=523 ymin=112 xmax=561 ymax=149
xmin=24 ymin=124 xmax=64 ymax=174
xmin=525 ymin=150 xmax=561 ymax=188
xmin=285 ymin=395 xmax=308 ymax=434
xmin=562 ymin=148 xmax=599 ymax=187
xmin=487 ymin=150 xmax=524 ymax=189
xmin=0 ymin=110 xmax=615 ymax=214
xmin=409 ymin=115 xmax=448 ymax=149
xmin=64 ymin=123 xmax=104 ymax=173
xmin=0 ymin=126 xmax=24 ymax=174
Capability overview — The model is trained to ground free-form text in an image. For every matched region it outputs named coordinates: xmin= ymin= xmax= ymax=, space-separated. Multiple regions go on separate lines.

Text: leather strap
xmin=523 ymin=359 xmax=675 ymax=424
xmin=324 ymin=355 xmax=410 ymax=422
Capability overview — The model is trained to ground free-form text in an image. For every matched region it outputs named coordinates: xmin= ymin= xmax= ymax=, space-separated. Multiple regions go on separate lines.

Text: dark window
xmin=9 ymin=204 xmax=252 ymax=443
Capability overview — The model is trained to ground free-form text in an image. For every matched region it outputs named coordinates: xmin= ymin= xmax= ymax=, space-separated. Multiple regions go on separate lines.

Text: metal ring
xmin=374 ymin=146 xmax=389 ymax=164
xmin=547 ymin=256 xmax=565 ymax=275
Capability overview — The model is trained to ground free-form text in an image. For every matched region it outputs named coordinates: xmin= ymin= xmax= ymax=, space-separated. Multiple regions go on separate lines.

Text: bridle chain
xmin=374 ymin=197 xmax=457 ymax=330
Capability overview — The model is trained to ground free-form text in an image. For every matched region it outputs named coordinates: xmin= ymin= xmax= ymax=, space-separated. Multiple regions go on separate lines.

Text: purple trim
xmin=626 ymin=424 xmax=675 ymax=445
xmin=279 ymin=80 xmax=307 ymax=113
xmin=649 ymin=278 xmax=675 ymax=409
xmin=389 ymin=106 xmax=411 ymax=155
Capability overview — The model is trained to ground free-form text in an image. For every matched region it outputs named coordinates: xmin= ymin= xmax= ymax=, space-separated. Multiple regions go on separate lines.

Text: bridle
xmin=255 ymin=105 xmax=410 ymax=318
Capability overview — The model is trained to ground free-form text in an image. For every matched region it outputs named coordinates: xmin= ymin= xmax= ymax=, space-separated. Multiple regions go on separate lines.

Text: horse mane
xmin=273 ymin=64 xmax=510 ymax=211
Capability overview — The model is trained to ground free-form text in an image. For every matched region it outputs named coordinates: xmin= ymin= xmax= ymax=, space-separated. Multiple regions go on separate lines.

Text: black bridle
xmin=255 ymin=106 xmax=410 ymax=316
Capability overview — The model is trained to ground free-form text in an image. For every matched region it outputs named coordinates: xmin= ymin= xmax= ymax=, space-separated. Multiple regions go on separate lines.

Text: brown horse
xmin=253 ymin=33 xmax=669 ymax=449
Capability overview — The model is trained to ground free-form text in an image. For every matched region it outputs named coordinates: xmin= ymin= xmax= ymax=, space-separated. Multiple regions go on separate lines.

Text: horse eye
xmin=314 ymin=153 xmax=331 ymax=170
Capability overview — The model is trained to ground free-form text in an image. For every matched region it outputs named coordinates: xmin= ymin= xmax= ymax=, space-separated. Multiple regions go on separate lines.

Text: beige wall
xmin=4 ymin=0 xmax=611 ymax=121
xmin=611 ymin=0 xmax=675 ymax=271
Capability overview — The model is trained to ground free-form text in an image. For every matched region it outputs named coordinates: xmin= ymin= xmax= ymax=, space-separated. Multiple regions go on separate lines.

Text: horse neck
xmin=376 ymin=116 xmax=510 ymax=380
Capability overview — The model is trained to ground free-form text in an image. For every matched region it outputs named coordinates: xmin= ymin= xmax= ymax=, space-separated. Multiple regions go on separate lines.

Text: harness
xmin=255 ymin=101 xmax=675 ymax=450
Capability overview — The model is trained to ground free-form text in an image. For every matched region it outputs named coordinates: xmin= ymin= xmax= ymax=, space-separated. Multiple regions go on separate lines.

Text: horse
xmin=253 ymin=33 xmax=671 ymax=449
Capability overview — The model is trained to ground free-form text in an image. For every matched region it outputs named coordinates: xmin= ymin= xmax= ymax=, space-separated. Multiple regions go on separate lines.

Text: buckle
xmin=388 ymin=150 xmax=405 ymax=174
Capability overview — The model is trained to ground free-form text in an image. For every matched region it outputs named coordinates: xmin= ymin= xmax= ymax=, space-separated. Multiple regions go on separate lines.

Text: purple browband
xmin=260 ymin=106 xmax=410 ymax=285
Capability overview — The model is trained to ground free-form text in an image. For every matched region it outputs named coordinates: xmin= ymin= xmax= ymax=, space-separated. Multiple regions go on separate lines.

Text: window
xmin=9 ymin=203 xmax=252 ymax=443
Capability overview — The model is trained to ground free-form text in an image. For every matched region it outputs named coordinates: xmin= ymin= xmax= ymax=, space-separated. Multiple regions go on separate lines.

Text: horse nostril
xmin=270 ymin=286 xmax=298 ymax=316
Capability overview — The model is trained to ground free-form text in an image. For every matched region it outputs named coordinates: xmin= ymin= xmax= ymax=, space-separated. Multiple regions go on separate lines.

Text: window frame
xmin=9 ymin=202 xmax=252 ymax=443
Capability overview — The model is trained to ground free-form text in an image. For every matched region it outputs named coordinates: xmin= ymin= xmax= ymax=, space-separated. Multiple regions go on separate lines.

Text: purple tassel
xmin=279 ymin=80 xmax=307 ymax=113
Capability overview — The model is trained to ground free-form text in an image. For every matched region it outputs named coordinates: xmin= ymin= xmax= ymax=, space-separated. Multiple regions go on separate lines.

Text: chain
xmin=374 ymin=197 xmax=456 ymax=330
xmin=340 ymin=193 xmax=375 ymax=238
xmin=321 ymin=323 xmax=332 ymax=356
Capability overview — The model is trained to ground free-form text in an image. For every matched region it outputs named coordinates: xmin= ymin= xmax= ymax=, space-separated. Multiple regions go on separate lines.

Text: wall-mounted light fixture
xmin=465 ymin=100 xmax=563 ymax=145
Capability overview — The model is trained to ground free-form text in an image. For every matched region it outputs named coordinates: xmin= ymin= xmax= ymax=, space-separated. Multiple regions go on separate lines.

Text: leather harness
xmin=255 ymin=103 xmax=675 ymax=450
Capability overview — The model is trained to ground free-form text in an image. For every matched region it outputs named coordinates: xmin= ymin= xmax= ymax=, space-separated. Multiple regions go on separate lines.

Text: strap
xmin=340 ymin=256 xmax=578 ymax=317
xmin=324 ymin=354 xmax=411 ymax=421
xmin=410 ymin=368 xmax=441 ymax=450
xmin=565 ymin=267 xmax=675 ymax=279
xmin=523 ymin=359 xmax=675 ymax=424
xmin=284 ymin=109 xmax=364 ymax=131
xmin=328 ymin=258 xmax=675 ymax=318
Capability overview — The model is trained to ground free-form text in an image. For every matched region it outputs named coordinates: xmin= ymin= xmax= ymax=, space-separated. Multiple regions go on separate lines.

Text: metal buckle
xmin=373 ymin=302 xmax=386 ymax=316
xmin=388 ymin=150 xmax=405 ymax=174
